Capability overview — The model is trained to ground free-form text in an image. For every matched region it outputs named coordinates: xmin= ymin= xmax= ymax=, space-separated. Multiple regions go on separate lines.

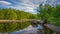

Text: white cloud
xmin=7 ymin=5 xmax=37 ymax=14
xmin=0 ymin=1 xmax=11 ymax=5
xmin=0 ymin=0 xmax=48 ymax=14
xmin=19 ymin=0 xmax=47 ymax=4
xmin=50 ymin=0 xmax=56 ymax=4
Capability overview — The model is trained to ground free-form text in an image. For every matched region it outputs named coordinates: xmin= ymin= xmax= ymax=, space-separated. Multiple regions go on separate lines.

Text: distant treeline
xmin=38 ymin=4 xmax=60 ymax=27
xmin=0 ymin=8 xmax=38 ymax=20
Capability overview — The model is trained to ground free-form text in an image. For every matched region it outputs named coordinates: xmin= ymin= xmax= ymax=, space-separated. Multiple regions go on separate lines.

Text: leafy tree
xmin=0 ymin=8 xmax=38 ymax=33
xmin=0 ymin=8 xmax=17 ymax=32
xmin=38 ymin=4 xmax=60 ymax=26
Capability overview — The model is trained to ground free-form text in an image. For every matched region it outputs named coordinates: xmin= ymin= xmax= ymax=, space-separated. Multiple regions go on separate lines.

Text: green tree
xmin=38 ymin=4 xmax=60 ymax=26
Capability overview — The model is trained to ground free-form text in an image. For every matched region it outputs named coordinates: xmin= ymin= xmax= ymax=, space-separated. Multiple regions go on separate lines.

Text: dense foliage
xmin=38 ymin=4 xmax=60 ymax=27
xmin=0 ymin=8 xmax=38 ymax=33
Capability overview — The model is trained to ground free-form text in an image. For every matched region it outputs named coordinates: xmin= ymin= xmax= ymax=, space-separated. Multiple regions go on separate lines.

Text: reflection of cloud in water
xmin=0 ymin=24 xmax=43 ymax=34
xmin=37 ymin=24 xmax=43 ymax=30
xmin=11 ymin=25 xmax=38 ymax=34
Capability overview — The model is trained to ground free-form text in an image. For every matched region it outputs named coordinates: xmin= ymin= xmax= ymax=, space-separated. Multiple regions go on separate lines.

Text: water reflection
xmin=11 ymin=25 xmax=38 ymax=34
xmin=0 ymin=22 xmax=56 ymax=34
xmin=11 ymin=24 xmax=43 ymax=34
xmin=0 ymin=22 xmax=30 ymax=34
xmin=31 ymin=24 xmax=44 ymax=34
xmin=0 ymin=22 xmax=44 ymax=34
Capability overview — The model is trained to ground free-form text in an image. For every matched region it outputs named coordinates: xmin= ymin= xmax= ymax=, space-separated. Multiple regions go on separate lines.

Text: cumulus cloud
xmin=18 ymin=0 xmax=47 ymax=4
xmin=0 ymin=1 xmax=11 ymax=5
xmin=6 ymin=0 xmax=38 ymax=14
xmin=46 ymin=0 xmax=60 ymax=4
xmin=0 ymin=0 xmax=60 ymax=14
xmin=8 ymin=5 xmax=37 ymax=14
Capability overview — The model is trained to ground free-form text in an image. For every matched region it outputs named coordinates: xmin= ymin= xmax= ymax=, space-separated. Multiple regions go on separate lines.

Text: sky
xmin=0 ymin=0 xmax=60 ymax=14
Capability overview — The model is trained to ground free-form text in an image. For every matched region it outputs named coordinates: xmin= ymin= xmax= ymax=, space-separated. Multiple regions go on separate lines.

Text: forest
xmin=0 ymin=8 xmax=38 ymax=20
xmin=0 ymin=4 xmax=60 ymax=34
xmin=0 ymin=8 xmax=38 ymax=33
xmin=38 ymin=4 xmax=60 ymax=27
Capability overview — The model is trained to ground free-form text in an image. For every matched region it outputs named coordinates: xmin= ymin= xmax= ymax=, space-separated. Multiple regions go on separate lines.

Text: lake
xmin=0 ymin=22 xmax=44 ymax=34
xmin=0 ymin=22 xmax=56 ymax=34
xmin=10 ymin=24 xmax=43 ymax=34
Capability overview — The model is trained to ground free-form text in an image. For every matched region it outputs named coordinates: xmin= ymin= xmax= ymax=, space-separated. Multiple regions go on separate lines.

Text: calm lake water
xmin=10 ymin=24 xmax=43 ymax=34
xmin=0 ymin=24 xmax=43 ymax=34
xmin=0 ymin=22 xmax=56 ymax=34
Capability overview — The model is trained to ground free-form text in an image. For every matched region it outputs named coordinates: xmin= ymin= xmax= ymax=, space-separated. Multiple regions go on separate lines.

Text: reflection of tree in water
xmin=31 ymin=23 xmax=44 ymax=34
xmin=31 ymin=23 xmax=55 ymax=34
xmin=38 ymin=25 xmax=55 ymax=34
xmin=0 ymin=22 xmax=30 ymax=34
xmin=31 ymin=23 xmax=38 ymax=27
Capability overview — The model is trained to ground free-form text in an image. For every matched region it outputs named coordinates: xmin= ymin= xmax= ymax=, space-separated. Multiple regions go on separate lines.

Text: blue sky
xmin=0 ymin=0 xmax=60 ymax=14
